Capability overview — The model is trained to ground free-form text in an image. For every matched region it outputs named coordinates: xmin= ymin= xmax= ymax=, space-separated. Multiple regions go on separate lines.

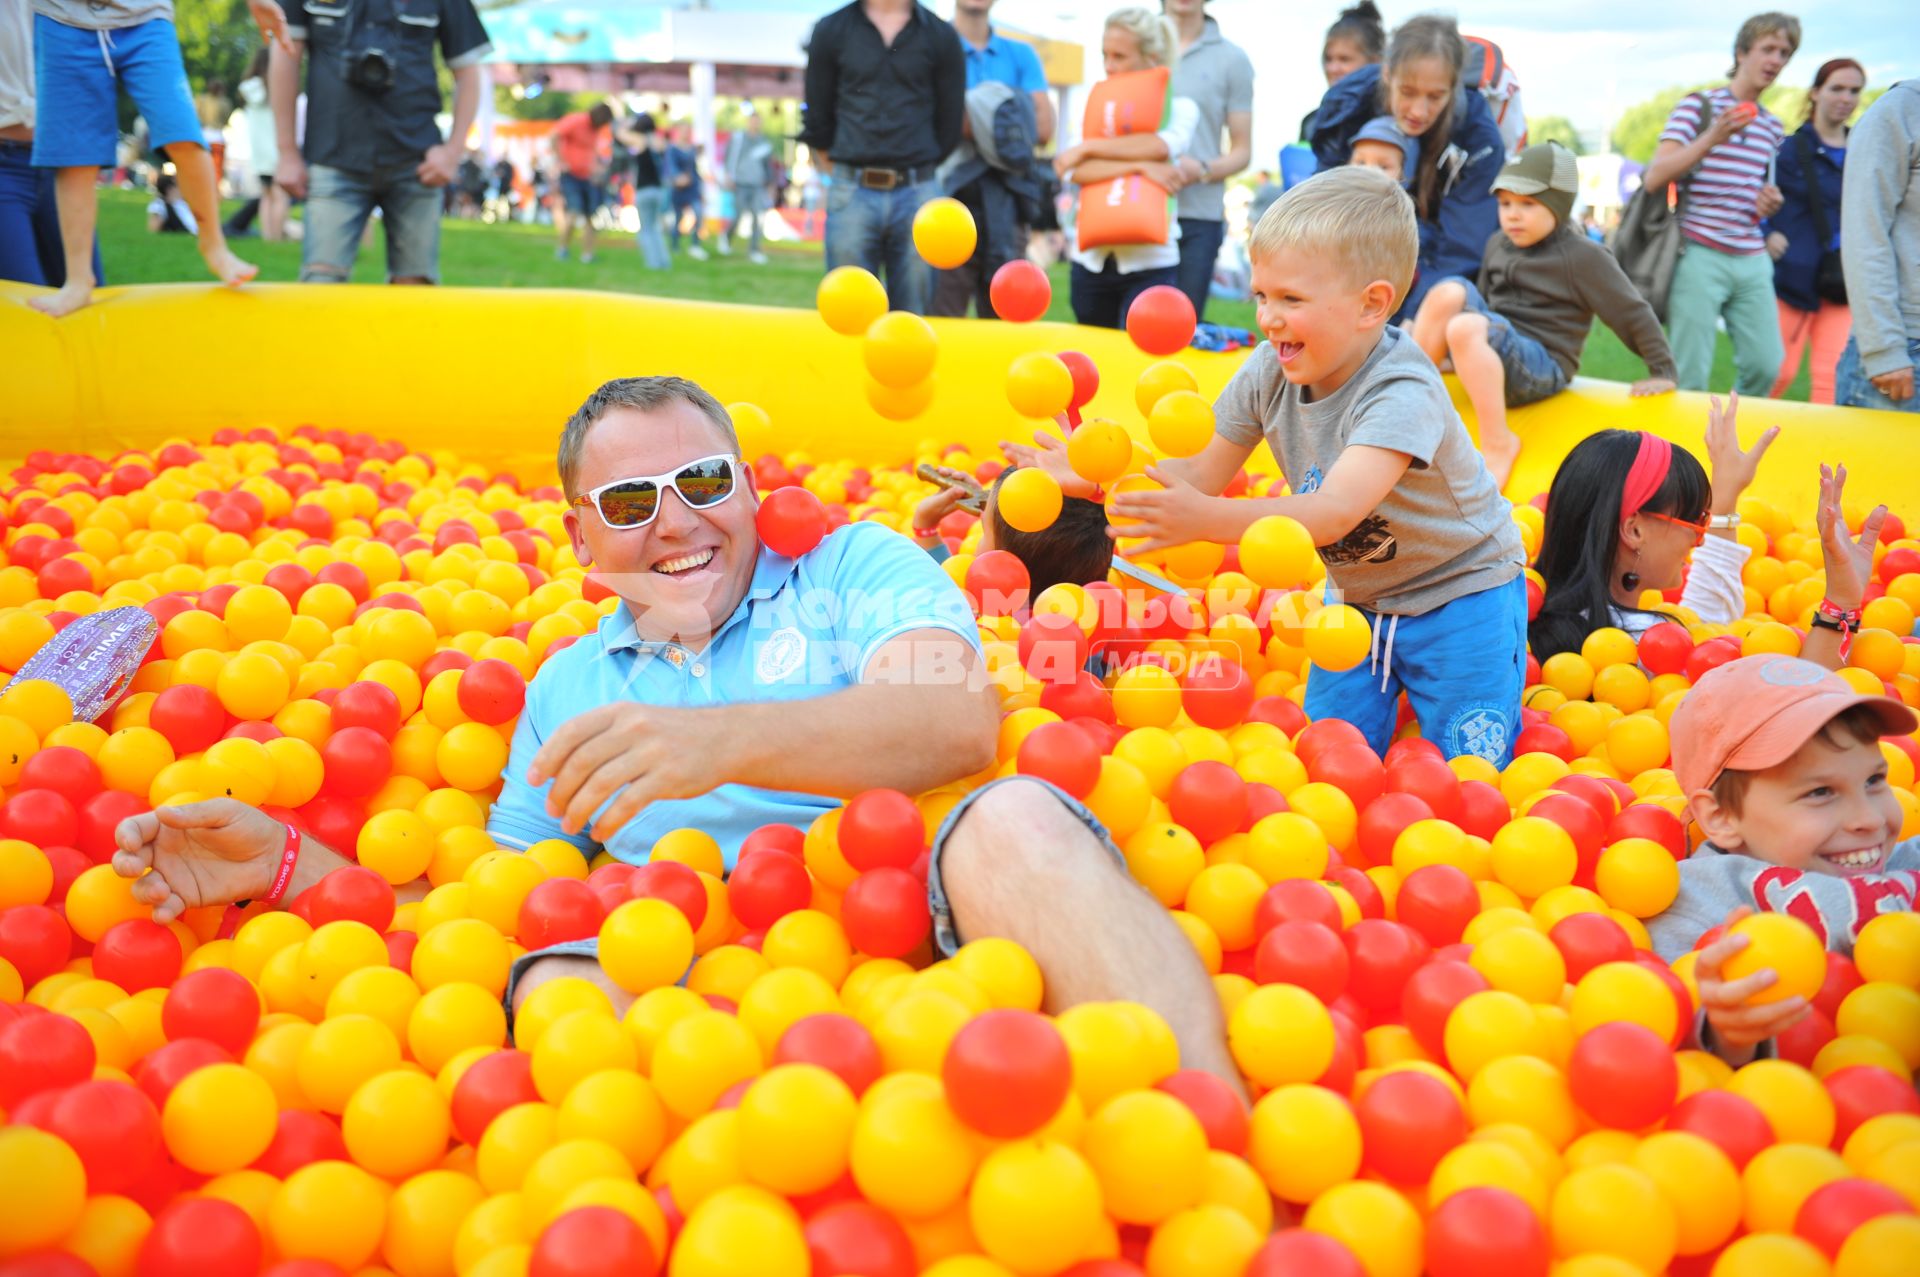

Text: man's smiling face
xmin=563 ymin=400 xmax=758 ymax=645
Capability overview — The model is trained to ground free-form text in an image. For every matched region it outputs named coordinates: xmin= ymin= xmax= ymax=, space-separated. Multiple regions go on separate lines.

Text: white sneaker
xmin=688 ymin=244 xmax=709 ymax=261
xmin=748 ymin=251 xmax=768 ymax=265
xmin=581 ymin=253 xmax=595 ymax=264
xmin=715 ymin=237 xmax=731 ymax=256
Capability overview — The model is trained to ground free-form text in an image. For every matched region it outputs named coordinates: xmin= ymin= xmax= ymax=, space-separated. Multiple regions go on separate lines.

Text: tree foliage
xmin=1527 ymin=115 xmax=1583 ymax=155
xmin=174 ymin=0 xmax=263 ymax=92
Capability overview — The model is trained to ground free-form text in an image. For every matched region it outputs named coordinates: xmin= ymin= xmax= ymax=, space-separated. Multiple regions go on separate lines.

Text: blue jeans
xmin=1836 ymin=334 xmax=1920 ymax=414
xmin=1441 ymin=276 xmax=1573 ymax=406
xmin=560 ymin=173 xmax=602 ymax=216
xmin=1303 ymin=575 xmax=1529 ymax=765
xmin=633 ymin=185 xmax=670 ymax=270
xmin=0 ymin=139 xmax=102 ymax=287
xmin=670 ymin=188 xmax=701 ymax=247
xmin=1069 ymin=257 xmax=1179 ymax=329
xmin=301 ymin=163 xmax=443 ymax=282
xmin=825 ymin=168 xmax=939 ymax=315
xmin=1174 ymin=216 xmax=1225 ymax=321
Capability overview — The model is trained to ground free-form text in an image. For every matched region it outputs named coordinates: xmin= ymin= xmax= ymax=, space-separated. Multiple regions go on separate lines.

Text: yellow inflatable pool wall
xmin=4 ymin=283 xmax=1914 ymax=514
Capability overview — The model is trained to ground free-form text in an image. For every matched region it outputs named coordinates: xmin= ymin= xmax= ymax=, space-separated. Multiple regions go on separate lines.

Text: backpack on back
xmin=1463 ymin=36 xmax=1526 ymax=159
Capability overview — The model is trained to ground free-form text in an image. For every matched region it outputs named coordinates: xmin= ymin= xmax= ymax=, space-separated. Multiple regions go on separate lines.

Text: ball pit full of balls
xmin=0 ymin=401 xmax=1919 ymax=1277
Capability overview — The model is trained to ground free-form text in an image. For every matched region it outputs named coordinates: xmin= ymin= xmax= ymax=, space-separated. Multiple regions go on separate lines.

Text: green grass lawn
xmin=95 ymin=189 xmax=1806 ymax=399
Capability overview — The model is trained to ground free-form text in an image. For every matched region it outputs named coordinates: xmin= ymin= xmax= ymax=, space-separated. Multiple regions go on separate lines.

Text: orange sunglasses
xmin=1644 ymin=510 xmax=1711 ymax=547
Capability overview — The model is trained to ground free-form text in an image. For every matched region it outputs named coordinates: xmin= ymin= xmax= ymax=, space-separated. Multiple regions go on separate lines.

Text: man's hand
xmin=1870 ymin=367 xmax=1916 ymax=403
xmin=1816 ymin=462 xmax=1887 ymax=612
xmin=529 ymin=703 xmax=743 ymax=842
xmin=1000 ymin=428 xmax=1099 ymax=500
xmin=418 ymin=143 xmax=461 ymax=188
xmin=1765 ymin=231 xmax=1789 ymax=261
xmin=1106 ymin=465 xmax=1239 ymax=555
xmin=112 ymin=799 xmax=287 ymax=924
xmin=1703 ymin=107 xmax=1747 ymax=148
xmin=1141 ymin=161 xmax=1185 ymax=192
xmin=1694 ymin=908 xmax=1812 ymax=1067
xmin=1704 ymin=392 xmax=1781 ymax=515
xmin=275 ymin=151 xmax=308 ymax=199
xmin=248 ymin=0 xmax=295 ymax=55
xmin=1756 ymin=183 xmax=1785 ymax=220
xmin=1630 ymin=377 xmax=1677 ymax=398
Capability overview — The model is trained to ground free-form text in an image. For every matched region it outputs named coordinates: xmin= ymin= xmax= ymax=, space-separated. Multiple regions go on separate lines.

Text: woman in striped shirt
xmin=1643 ymin=13 xmax=1799 ymax=397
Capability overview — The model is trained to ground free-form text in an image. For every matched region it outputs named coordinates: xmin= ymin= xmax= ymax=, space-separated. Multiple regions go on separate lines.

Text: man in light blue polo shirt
xmin=106 ymin=375 xmax=1242 ymax=1092
xmin=931 ymin=0 xmax=1055 ymax=318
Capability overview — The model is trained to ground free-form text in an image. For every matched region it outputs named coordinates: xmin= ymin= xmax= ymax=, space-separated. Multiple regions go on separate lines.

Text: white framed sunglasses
xmin=570 ymin=454 xmax=741 ymax=529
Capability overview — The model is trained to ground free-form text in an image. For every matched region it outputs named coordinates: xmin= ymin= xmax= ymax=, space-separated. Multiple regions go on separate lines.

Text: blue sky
xmin=717 ymin=1 xmax=1916 ymax=167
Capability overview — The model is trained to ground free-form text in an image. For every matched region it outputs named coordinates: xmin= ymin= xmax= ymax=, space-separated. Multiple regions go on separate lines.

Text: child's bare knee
xmin=1445 ymin=312 xmax=1488 ymax=346
xmin=1423 ymin=280 xmax=1467 ymax=314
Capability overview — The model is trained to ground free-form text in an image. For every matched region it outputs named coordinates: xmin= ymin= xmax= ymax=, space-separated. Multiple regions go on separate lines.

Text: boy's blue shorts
xmin=33 ymin=16 xmax=204 ymax=169
xmin=1437 ymin=276 xmax=1573 ymax=408
xmin=1303 ymin=574 xmax=1529 ymax=766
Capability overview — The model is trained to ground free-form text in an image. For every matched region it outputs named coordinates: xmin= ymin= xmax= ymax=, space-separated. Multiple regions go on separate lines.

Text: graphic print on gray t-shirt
xmin=1212 ymin=325 xmax=1524 ymax=615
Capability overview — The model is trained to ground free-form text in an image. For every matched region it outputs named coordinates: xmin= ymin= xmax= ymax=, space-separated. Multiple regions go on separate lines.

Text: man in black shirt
xmin=798 ymin=0 xmax=965 ymax=315
xmin=273 ymin=0 xmax=492 ymax=283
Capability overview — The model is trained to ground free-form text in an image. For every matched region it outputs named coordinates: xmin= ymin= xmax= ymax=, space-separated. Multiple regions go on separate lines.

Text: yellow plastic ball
xmin=817 ymin=266 xmax=888 ymax=336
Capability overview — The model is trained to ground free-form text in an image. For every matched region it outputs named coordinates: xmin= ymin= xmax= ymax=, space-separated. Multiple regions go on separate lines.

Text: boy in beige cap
xmin=1656 ymin=653 xmax=1918 ymax=1063
xmin=1411 ymin=141 xmax=1679 ymax=485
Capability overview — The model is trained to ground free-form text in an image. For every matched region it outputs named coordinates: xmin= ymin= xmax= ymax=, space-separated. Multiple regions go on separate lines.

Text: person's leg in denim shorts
xmin=1836 ymin=336 xmax=1920 ymax=414
xmin=301 ymin=165 xmax=377 ymax=281
xmin=377 ymin=165 xmax=443 ymax=283
xmin=926 ymin=776 xmax=1241 ymax=1091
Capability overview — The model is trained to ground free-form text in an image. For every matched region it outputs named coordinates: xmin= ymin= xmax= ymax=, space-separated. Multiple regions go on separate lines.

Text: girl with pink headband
xmin=1531 ymin=395 xmax=1776 ymax=658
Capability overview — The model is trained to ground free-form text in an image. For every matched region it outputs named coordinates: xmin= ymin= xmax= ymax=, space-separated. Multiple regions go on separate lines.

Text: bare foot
xmin=1483 ymin=433 xmax=1522 ymax=490
xmin=26 ymin=279 xmax=94 ymax=318
xmin=200 ymin=240 xmax=259 ymax=288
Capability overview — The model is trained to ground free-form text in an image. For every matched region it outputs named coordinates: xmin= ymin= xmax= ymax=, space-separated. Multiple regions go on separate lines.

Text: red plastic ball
xmin=839 ymin=867 xmax=931 ymax=959
xmin=0 ymin=789 xmax=77 ymax=849
xmin=838 ymin=789 xmax=925 ymax=873
xmin=1607 ymin=804 xmax=1687 ymax=859
xmin=1569 ymin=1021 xmax=1678 ymax=1129
xmin=1343 ymin=919 xmax=1432 ymax=1013
xmin=627 ymin=861 xmax=709 ymax=931
xmin=0 ymin=904 xmax=71 ymax=986
xmin=1425 ymin=1186 xmax=1550 ymax=1277
xmin=91 ymin=918 xmax=184 ymax=993
xmin=1814 ymin=953 xmax=1866 ymax=1022
xmin=1167 ymin=760 xmax=1248 ymax=846
xmin=1245 ymin=1229 xmax=1368 ymax=1277
xmin=804 ymin=1201 xmax=915 ymax=1277
xmin=1041 ymin=671 xmax=1116 ymax=724
xmin=328 ymin=681 xmax=402 ymax=740
xmin=77 ymin=789 xmax=148 ymax=862
xmin=457 ymin=659 xmax=527 ymax=726
xmin=1247 ymin=696 xmax=1308 ymax=737
xmin=1058 ymin=350 xmax=1100 ymax=410
xmin=1794 ymin=1178 xmax=1914 ymax=1258
xmin=774 ymin=1013 xmax=884 ymax=1097
xmin=1020 ymin=612 xmax=1092 ymax=684
xmin=757 ymin=487 xmax=831 ymax=558
xmin=1354 ymin=791 xmax=1433 ymax=868
xmin=302 ymin=865 xmax=397 ymax=932
xmin=1253 ymin=879 xmax=1344 ymax=940
xmin=138 ymin=1196 xmax=262 ymax=1277
xmin=1402 ymin=960 xmax=1493 ymax=1059
xmin=253 ymin=1109 xmax=350 ymax=1178
xmin=727 ymin=850 xmax=814 ymax=931
xmin=1153 ymin=1068 xmax=1248 ymax=1155
xmin=18 ymin=746 xmax=101 ymax=808
xmin=1776 ymin=1005 xmax=1837 ymax=1067
xmin=1357 ymin=1069 xmax=1467 ymax=1184
xmin=517 ymin=878 xmax=607 ymax=950
xmin=1016 ymin=721 xmax=1103 ymax=799
xmin=1124 ymin=284 xmax=1197 ymax=356
xmin=740 ymin=824 xmax=806 ymax=861
xmin=161 ymin=967 xmax=261 ymax=1057
xmin=148 ymin=683 xmax=228 ymax=754
xmin=1529 ymin=792 xmax=1607 ymax=885
xmin=1253 ymin=920 xmax=1349 ymax=1003
xmin=451 ymin=1049 xmax=540 ymax=1146
xmin=1665 ymin=1088 xmax=1775 ymax=1169
xmin=1637 ymin=622 xmax=1696 ymax=676
xmin=319 ymin=725 xmax=393 ymax=799
xmin=529 ymin=1206 xmax=658 ymax=1277
xmin=1396 ymin=863 xmax=1481 ymax=948
xmin=964 ymin=550 xmax=1031 ymax=616
xmin=942 ymin=1009 xmax=1073 ymax=1139
xmin=0 ymin=1010 xmax=95 ymax=1107
xmin=1181 ymin=659 xmax=1255 ymax=730
xmin=1826 ymin=1063 xmax=1920 ymax=1148
xmin=989 ymin=260 xmax=1052 ymax=323
xmin=1383 ymin=755 xmax=1464 ymax=824
xmin=49 ymin=1079 xmax=161 ymax=1193
xmin=1685 ymin=636 xmax=1742 ymax=683
xmin=132 ymin=1038 xmax=230 ymax=1109
xmin=1548 ymin=912 xmax=1635 ymax=982
xmin=1294 ymin=718 xmax=1370 ymax=769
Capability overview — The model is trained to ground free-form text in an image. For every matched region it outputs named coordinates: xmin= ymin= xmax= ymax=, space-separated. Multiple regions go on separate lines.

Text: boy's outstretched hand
xmin=1106 ymin=465 xmax=1239 ymax=555
xmin=1816 ymin=463 xmax=1887 ymax=612
xmin=1630 ymin=377 xmax=1676 ymax=397
xmin=1704 ymin=392 xmax=1781 ymax=515
xmin=1000 ymin=428 xmax=1100 ymax=500
xmin=1694 ymin=907 xmax=1813 ymax=1068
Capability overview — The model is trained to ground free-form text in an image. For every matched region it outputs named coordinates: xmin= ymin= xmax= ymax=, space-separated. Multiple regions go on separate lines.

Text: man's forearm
xmin=270 ymin=42 xmax=303 ymax=153
xmin=1080 ymin=133 xmax=1171 ymax=162
xmin=447 ymin=64 xmax=482 ymax=148
xmin=725 ymin=677 xmax=998 ymax=799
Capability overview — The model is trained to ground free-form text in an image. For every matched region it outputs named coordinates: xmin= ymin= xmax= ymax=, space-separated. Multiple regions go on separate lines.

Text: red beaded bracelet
xmin=216 ymin=824 xmax=303 ymax=940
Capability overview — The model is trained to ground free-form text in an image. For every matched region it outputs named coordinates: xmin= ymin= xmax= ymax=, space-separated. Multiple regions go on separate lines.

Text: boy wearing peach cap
xmin=1655 ymin=653 xmax=1919 ymax=1064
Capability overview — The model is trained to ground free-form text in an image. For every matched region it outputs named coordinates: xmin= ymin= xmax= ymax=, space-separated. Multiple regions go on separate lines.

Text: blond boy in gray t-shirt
xmin=1105 ymin=166 xmax=1528 ymax=764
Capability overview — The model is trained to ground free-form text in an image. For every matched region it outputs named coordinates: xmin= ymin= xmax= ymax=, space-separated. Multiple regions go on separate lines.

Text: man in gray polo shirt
xmin=1163 ymin=0 xmax=1253 ymax=321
